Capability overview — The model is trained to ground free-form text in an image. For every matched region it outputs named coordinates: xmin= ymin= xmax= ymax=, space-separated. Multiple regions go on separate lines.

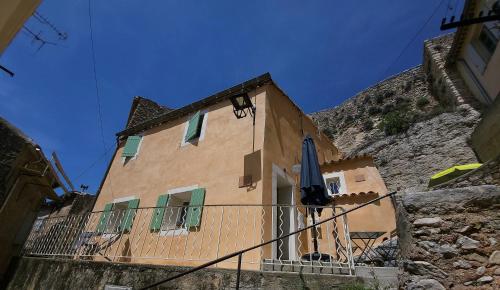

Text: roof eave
xmin=116 ymin=72 xmax=272 ymax=138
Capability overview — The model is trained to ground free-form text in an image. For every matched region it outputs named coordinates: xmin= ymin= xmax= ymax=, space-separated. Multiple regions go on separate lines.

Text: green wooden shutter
xmin=185 ymin=111 xmax=202 ymax=142
xmin=150 ymin=194 xmax=169 ymax=232
xmin=120 ymin=199 xmax=140 ymax=233
xmin=186 ymin=188 xmax=205 ymax=228
xmin=97 ymin=203 xmax=113 ymax=233
xmin=122 ymin=136 xmax=142 ymax=157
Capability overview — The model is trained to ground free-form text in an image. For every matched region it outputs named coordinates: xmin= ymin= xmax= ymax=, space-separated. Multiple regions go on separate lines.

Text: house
xmin=24 ymin=73 xmax=396 ymax=273
xmin=0 ymin=117 xmax=62 ymax=282
xmin=447 ymin=0 xmax=500 ymax=104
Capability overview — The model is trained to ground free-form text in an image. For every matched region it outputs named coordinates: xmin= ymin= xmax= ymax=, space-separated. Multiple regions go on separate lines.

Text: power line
xmin=87 ymin=0 xmax=115 ymax=198
xmin=87 ymin=0 xmax=107 ymax=153
xmin=381 ymin=0 xmax=445 ymax=80
xmin=73 ymin=144 xmax=115 ymax=182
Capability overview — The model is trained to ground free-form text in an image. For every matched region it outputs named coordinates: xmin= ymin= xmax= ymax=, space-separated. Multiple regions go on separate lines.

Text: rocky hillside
xmin=312 ymin=35 xmax=482 ymax=193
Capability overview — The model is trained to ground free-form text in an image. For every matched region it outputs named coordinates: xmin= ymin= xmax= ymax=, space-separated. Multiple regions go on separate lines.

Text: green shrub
xmin=375 ymin=94 xmax=384 ymax=104
xmin=379 ymin=110 xmax=411 ymax=135
xmin=362 ymin=119 xmax=374 ymax=131
xmin=368 ymin=106 xmax=381 ymax=115
xmin=395 ymin=96 xmax=410 ymax=105
xmin=416 ymin=96 xmax=430 ymax=109
xmin=381 ymin=104 xmax=395 ymax=115
xmin=344 ymin=115 xmax=354 ymax=124
xmin=384 ymin=90 xmax=395 ymax=99
xmin=322 ymin=127 xmax=337 ymax=137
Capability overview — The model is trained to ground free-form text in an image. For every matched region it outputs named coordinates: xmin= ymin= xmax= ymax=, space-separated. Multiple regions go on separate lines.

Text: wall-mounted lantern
xmin=230 ymin=93 xmax=256 ymax=122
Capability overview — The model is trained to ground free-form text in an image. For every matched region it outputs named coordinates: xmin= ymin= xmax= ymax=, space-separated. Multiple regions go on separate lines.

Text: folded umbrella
xmin=300 ymin=135 xmax=332 ymax=261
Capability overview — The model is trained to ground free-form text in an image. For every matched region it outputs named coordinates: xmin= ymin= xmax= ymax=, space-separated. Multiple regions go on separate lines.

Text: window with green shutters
xmin=122 ymin=135 xmax=142 ymax=157
xmin=150 ymin=194 xmax=169 ymax=232
xmin=97 ymin=203 xmax=114 ymax=233
xmin=96 ymin=199 xmax=140 ymax=234
xmin=119 ymin=199 xmax=140 ymax=233
xmin=186 ymin=188 xmax=205 ymax=228
xmin=184 ymin=111 xmax=204 ymax=142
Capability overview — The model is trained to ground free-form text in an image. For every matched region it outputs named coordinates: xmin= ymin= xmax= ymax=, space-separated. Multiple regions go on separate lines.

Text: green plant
xmin=368 ymin=106 xmax=381 ymax=115
xmin=384 ymin=90 xmax=394 ymax=99
xmin=381 ymin=104 xmax=395 ymax=115
xmin=379 ymin=110 xmax=411 ymax=135
xmin=395 ymin=96 xmax=409 ymax=105
xmin=375 ymin=94 xmax=384 ymax=104
xmin=362 ymin=119 xmax=374 ymax=131
xmin=416 ymin=96 xmax=430 ymax=109
xmin=322 ymin=127 xmax=337 ymax=137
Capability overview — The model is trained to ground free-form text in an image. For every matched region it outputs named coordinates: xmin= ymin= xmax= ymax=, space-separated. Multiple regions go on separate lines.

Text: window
xmin=473 ymin=23 xmax=499 ymax=63
xmin=162 ymin=194 xmax=190 ymax=231
xmin=149 ymin=187 xmax=206 ymax=234
xmin=97 ymin=198 xmax=140 ymax=234
xmin=121 ymin=135 xmax=143 ymax=163
xmin=323 ymin=172 xmax=347 ymax=196
xmin=181 ymin=111 xmax=208 ymax=146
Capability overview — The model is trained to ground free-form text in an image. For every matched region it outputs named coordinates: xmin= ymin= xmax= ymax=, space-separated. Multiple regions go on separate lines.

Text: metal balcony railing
xmin=23 ymin=204 xmax=355 ymax=274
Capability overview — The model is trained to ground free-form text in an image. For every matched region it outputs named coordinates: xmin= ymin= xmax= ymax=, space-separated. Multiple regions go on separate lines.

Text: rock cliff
xmin=311 ymin=34 xmax=482 ymax=192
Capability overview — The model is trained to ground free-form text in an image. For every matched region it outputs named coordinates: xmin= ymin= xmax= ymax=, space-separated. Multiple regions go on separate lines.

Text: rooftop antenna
xmin=80 ymin=184 xmax=89 ymax=194
xmin=32 ymin=11 xmax=68 ymax=41
xmin=22 ymin=26 xmax=57 ymax=52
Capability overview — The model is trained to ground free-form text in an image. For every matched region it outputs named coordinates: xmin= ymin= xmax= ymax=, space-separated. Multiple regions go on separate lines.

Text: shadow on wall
xmin=244 ymin=150 xmax=261 ymax=191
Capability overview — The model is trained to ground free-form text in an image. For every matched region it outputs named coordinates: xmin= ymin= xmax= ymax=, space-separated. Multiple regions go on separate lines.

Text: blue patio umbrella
xmin=300 ymin=135 xmax=332 ymax=261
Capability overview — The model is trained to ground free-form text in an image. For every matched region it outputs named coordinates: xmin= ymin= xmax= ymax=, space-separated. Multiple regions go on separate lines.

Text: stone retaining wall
xmin=397 ymin=185 xmax=500 ymax=289
xmin=5 ymin=257 xmax=376 ymax=290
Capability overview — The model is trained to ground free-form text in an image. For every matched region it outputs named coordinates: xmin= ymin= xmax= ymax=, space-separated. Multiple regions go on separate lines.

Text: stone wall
xmin=5 ymin=257 xmax=376 ymax=290
xmin=397 ymin=185 xmax=500 ymax=289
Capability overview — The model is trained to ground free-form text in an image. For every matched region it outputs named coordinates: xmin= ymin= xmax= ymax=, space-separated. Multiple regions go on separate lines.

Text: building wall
xmin=261 ymin=85 xmax=340 ymax=259
xmin=471 ymin=89 xmax=500 ymax=162
xmin=0 ymin=147 xmax=45 ymax=281
xmin=320 ymin=157 xmax=396 ymax=241
xmin=92 ymin=87 xmax=268 ymax=269
xmin=0 ymin=0 xmax=41 ymax=55
xmin=92 ymin=83 xmax=343 ymax=269
xmin=456 ymin=0 xmax=500 ymax=103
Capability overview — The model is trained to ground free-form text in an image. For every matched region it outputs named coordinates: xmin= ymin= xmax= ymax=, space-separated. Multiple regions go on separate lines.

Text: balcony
xmin=23 ymin=204 xmax=396 ymax=275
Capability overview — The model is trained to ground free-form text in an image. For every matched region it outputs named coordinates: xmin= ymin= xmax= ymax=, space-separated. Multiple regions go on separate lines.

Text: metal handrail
xmin=138 ymin=191 xmax=397 ymax=290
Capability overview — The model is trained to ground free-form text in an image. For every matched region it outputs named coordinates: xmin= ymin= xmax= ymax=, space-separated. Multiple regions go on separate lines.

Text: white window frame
xmin=102 ymin=195 xmax=137 ymax=238
xmin=323 ymin=171 xmax=348 ymax=196
xmin=122 ymin=135 xmax=144 ymax=164
xmin=181 ymin=110 xmax=208 ymax=147
xmin=159 ymin=185 xmax=199 ymax=236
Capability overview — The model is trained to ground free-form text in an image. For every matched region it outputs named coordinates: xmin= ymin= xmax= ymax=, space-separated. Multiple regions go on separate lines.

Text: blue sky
xmin=0 ymin=0 xmax=454 ymax=194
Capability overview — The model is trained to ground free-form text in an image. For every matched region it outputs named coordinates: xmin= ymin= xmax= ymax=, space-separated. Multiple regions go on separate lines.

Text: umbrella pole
xmin=310 ymin=208 xmax=319 ymax=254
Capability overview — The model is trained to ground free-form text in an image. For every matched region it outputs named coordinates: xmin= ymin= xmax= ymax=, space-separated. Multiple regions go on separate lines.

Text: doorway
xmin=272 ymin=164 xmax=297 ymax=261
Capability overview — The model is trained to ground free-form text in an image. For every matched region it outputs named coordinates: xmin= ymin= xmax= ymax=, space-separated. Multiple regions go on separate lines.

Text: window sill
xmin=159 ymin=228 xmax=189 ymax=236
